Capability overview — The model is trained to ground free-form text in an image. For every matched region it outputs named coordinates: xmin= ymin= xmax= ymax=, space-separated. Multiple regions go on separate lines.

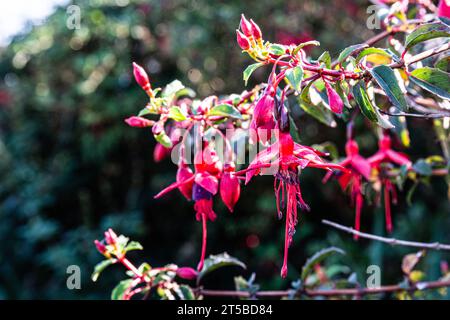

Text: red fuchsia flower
xmin=438 ymin=0 xmax=450 ymax=18
xmin=241 ymin=128 xmax=346 ymax=278
xmin=323 ymin=139 xmax=372 ymax=239
xmin=220 ymin=163 xmax=241 ymax=213
xmin=368 ymin=134 xmax=412 ymax=233
xmin=132 ymin=62 xmax=151 ymax=92
xmin=124 ymin=116 xmax=155 ymax=128
xmin=249 ymin=85 xmax=276 ymax=145
xmin=154 ymin=144 xmax=223 ymax=271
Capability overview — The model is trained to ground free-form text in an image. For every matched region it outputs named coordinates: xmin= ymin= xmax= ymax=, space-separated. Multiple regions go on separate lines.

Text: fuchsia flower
xmin=368 ymin=134 xmax=412 ymax=233
xmin=155 ymin=144 xmax=227 ymax=271
xmin=323 ymin=139 xmax=372 ymax=239
xmin=242 ymin=128 xmax=346 ymax=278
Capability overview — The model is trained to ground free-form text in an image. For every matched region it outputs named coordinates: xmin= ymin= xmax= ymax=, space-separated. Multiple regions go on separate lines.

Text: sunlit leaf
xmin=370 ymin=65 xmax=408 ymax=111
xmin=410 ymin=67 xmax=450 ymax=100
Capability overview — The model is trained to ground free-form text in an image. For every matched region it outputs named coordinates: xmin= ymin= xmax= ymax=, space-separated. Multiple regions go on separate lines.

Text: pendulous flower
xmin=241 ymin=128 xmax=346 ymax=278
xmin=368 ymin=134 xmax=412 ymax=233
xmin=323 ymin=139 xmax=372 ymax=239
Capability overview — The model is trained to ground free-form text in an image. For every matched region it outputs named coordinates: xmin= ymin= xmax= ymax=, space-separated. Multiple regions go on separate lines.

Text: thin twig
xmin=197 ymin=278 xmax=450 ymax=298
xmin=322 ymin=219 xmax=450 ymax=250
xmin=379 ymin=109 xmax=450 ymax=119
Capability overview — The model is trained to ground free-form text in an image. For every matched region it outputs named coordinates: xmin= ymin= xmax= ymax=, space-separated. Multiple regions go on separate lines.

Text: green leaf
xmin=92 ymin=259 xmax=116 ymax=282
xmin=208 ymin=104 xmax=242 ymax=119
xmin=168 ymin=106 xmax=187 ymax=121
xmin=175 ymin=87 xmax=196 ymax=99
xmin=138 ymin=107 xmax=152 ymax=117
xmin=292 ymin=40 xmax=320 ymax=55
xmin=154 ymin=132 xmax=172 ymax=148
xmin=352 ymin=82 xmax=378 ymax=122
xmin=412 ymin=159 xmax=433 ymax=176
xmin=174 ymin=285 xmax=195 ymax=300
xmin=299 ymin=101 xmax=335 ymax=127
xmin=410 ymin=67 xmax=450 ymax=100
xmin=337 ymin=43 xmax=368 ymax=64
xmin=301 ymin=247 xmax=345 ymax=282
xmin=435 ymin=55 xmax=450 ymax=72
xmin=285 ymin=66 xmax=304 ymax=92
xmin=111 ymin=279 xmax=134 ymax=300
xmin=124 ymin=241 xmax=143 ymax=253
xmin=198 ymin=253 xmax=246 ymax=282
xmin=370 ymin=65 xmax=408 ymax=111
xmin=355 ymin=47 xmax=392 ymax=63
xmin=405 ymin=22 xmax=450 ymax=51
xmin=269 ymin=44 xmax=286 ymax=56
xmin=243 ymin=63 xmax=264 ymax=86
xmin=162 ymin=79 xmax=185 ymax=98
xmin=317 ymin=51 xmax=331 ymax=68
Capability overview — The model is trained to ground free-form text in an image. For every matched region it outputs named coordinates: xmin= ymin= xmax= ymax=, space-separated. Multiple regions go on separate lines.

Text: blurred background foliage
xmin=0 ymin=0 xmax=448 ymax=299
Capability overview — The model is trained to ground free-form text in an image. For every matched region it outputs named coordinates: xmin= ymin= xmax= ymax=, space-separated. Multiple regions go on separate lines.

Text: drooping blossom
xmin=368 ymin=134 xmax=412 ymax=233
xmin=241 ymin=126 xmax=346 ymax=278
xmin=323 ymin=139 xmax=372 ymax=239
xmin=154 ymin=144 xmax=224 ymax=271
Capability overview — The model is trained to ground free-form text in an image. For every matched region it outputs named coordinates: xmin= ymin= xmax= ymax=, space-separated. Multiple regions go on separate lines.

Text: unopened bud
xmin=124 ymin=116 xmax=154 ymax=128
xmin=176 ymin=267 xmax=198 ymax=280
xmin=240 ymin=14 xmax=253 ymax=37
xmin=104 ymin=228 xmax=118 ymax=246
xmin=132 ymin=62 xmax=151 ymax=92
xmin=249 ymin=19 xmax=262 ymax=40
xmin=236 ymin=30 xmax=250 ymax=50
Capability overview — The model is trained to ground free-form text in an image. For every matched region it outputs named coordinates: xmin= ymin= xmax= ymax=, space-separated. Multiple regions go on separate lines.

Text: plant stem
xmin=322 ymin=219 xmax=450 ymax=250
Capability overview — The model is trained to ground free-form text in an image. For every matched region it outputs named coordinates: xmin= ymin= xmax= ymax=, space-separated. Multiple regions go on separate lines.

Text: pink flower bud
xmin=236 ymin=30 xmax=251 ymax=50
xmin=94 ymin=240 xmax=107 ymax=254
xmin=124 ymin=116 xmax=154 ymax=128
xmin=240 ymin=14 xmax=253 ymax=37
xmin=176 ymin=267 xmax=198 ymax=280
xmin=153 ymin=143 xmax=171 ymax=162
xmin=325 ymin=81 xmax=343 ymax=114
xmin=438 ymin=0 xmax=450 ymax=18
xmin=132 ymin=62 xmax=151 ymax=91
xmin=104 ymin=228 xmax=118 ymax=245
xmin=220 ymin=167 xmax=240 ymax=213
xmin=249 ymin=19 xmax=262 ymax=40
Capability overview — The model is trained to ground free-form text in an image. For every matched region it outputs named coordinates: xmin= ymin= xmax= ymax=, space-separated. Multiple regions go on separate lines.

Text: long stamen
xmin=197 ymin=213 xmax=208 ymax=271
xmin=281 ymin=212 xmax=290 ymax=278
xmin=354 ymin=193 xmax=363 ymax=240
xmin=384 ymin=180 xmax=393 ymax=233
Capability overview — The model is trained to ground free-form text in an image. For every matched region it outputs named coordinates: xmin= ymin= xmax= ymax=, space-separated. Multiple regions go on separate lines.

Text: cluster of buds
xmin=94 ymin=228 xmax=121 ymax=259
xmin=236 ymin=14 xmax=268 ymax=60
